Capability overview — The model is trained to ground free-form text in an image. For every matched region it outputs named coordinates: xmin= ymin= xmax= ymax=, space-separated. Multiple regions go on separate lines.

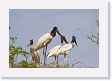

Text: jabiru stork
xmin=27 ymin=39 xmax=40 ymax=65
xmin=46 ymin=36 xmax=66 ymax=65
xmin=34 ymin=27 xmax=68 ymax=64
xmin=47 ymin=36 xmax=77 ymax=65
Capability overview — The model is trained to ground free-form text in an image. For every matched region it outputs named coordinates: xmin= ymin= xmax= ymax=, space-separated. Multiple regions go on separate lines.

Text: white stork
xmin=47 ymin=36 xmax=78 ymax=64
xmin=34 ymin=27 xmax=68 ymax=64
xmin=27 ymin=39 xmax=40 ymax=65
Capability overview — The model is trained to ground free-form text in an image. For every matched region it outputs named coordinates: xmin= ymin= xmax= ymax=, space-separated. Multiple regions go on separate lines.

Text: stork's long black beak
xmin=62 ymin=36 xmax=68 ymax=44
xmin=56 ymin=28 xmax=68 ymax=44
xmin=27 ymin=41 xmax=31 ymax=47
xmin=75 ymin=40 xmax=78 ymax=46
xmin=61 ymin=36 xmax=63 ymax=44
xmin=55 ymin=28 xmax=63 ymax=37
xmin=27 ymin=39 xmax=33 ymax=47
xmin=27 ymin=43 xmax=30 ymax=47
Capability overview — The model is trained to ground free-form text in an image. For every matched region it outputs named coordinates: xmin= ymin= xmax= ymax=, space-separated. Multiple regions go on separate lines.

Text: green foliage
xmin=9 ymin=26 xmax=29 ymax=68
xmin=9 ymin=45 xmax=29 ymax=67
xmin=9 ymin=54 xmax=14 ymax=63
xmin=18 ymin=60 xmax=29 ymax=68
xmin=18 ymin=60 xmax=37 ymax=68
xmin=28 ymin=63 xmax=37 ymax=68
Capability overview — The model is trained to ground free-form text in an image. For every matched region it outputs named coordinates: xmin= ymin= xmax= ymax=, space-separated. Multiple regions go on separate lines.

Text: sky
xmin=9 ymin=9 xmax=99 ymax=68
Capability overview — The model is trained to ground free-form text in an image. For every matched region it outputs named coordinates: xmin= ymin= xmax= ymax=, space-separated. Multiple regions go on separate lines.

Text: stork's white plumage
xmin=47 ymin=45 xmax=62 ymax=57
xmin=27 ymin=39 xmax=40 ymax=65
xmin=47 ymin=36 xmax=77 ymax=64
xmin=34 ymin=27 xmax=68 ymax=64
xmin=35 ymin=33 xmax=53 ymax=51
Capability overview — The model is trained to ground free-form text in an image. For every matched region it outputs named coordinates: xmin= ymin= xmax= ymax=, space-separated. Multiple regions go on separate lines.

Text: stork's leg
xmin=42 ymin=47 xmax=45 ymax=64
xmin=57 ymin=56 xmax=58 ymax=65
xmin=44 ymin=46 xmax=47 ymax=64
xmin=64 ymin=54 xmax=67 ymax=64
xmin=54 ymin=56 xmax=56 ymax=63
xmin=54 ymin=56 xmax=57 ymax=67
xmin=56 ymin=56 xmax=59 ymax=67
xmin=43 ymin=47 xmax=46 ymax=64
xmin=43 ymin=47 xmax=45 ymax=56
xmin=65 ymin=54 xmax=68 ymax=64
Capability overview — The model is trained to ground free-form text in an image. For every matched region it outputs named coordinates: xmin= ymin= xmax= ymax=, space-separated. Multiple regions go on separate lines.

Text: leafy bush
xmin=9 ymin=27 xmax=29 ymax=68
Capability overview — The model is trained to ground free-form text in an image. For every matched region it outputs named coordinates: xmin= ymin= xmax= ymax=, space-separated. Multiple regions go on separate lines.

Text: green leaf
xmin=18 ymin=60 xmax=29 ymax=68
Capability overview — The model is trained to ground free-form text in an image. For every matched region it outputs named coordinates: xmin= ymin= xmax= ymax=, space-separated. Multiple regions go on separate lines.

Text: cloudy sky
xmin=9 ymin=9 xmax=99 ymax=68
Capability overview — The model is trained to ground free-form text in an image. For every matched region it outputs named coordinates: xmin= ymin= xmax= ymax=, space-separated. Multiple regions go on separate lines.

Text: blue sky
xmin=9 ymin=9 xmax=99 ymax=68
